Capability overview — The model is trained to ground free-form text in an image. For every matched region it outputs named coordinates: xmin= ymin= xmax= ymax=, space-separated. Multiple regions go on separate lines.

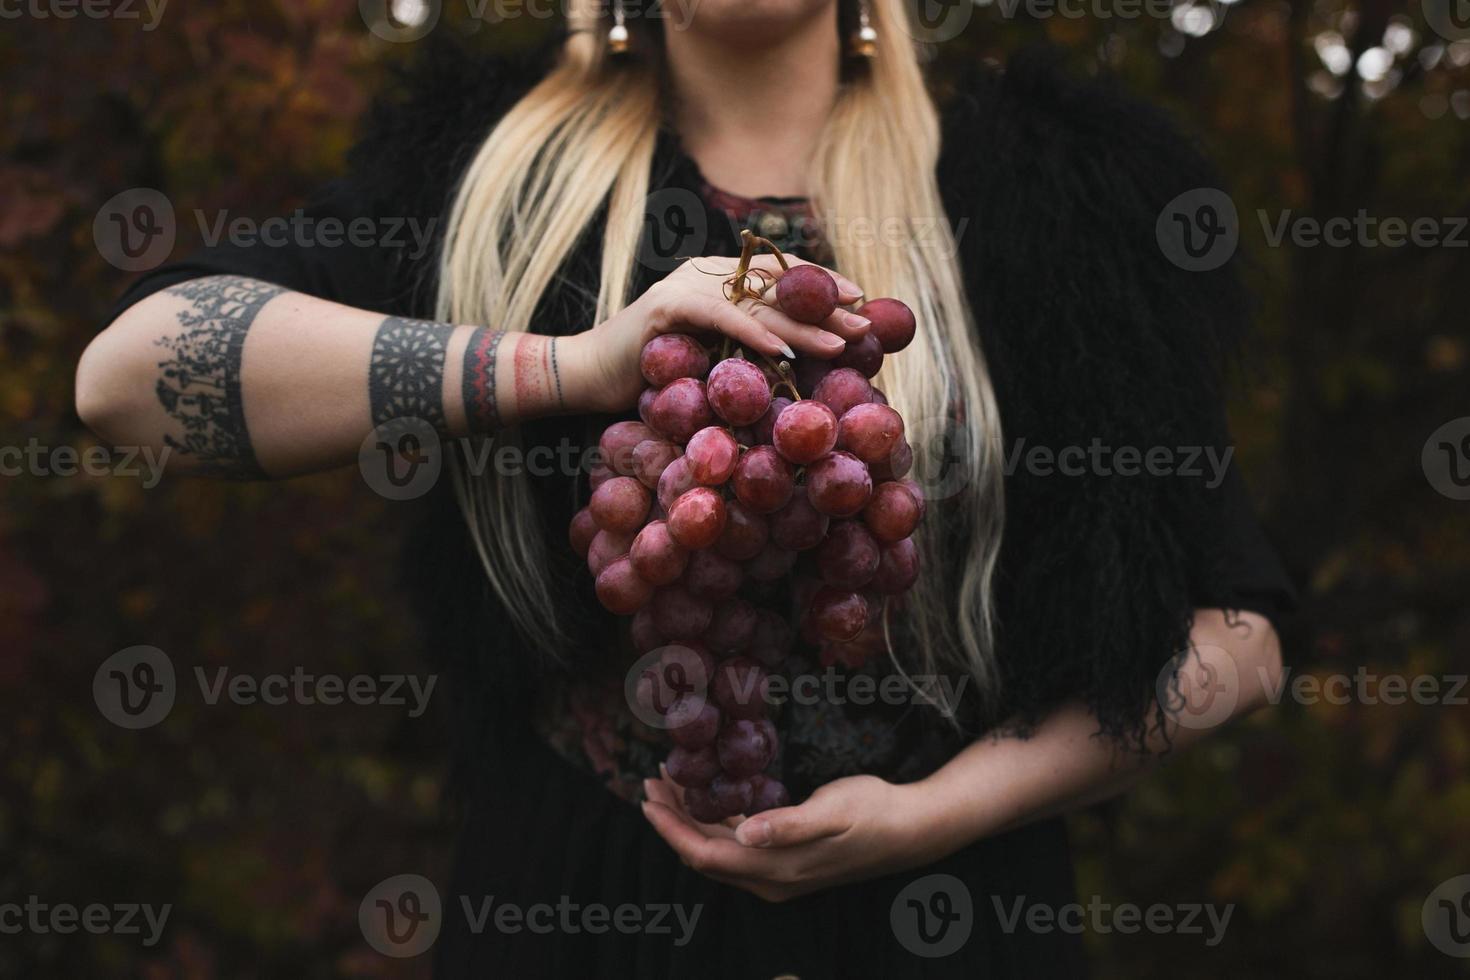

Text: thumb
xmin=735 ymin=787 xmax=850 ymax=848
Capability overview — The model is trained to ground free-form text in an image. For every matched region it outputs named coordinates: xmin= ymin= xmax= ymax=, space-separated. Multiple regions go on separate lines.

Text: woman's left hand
xmin=642 ymin=769 xmax=947 ymax=903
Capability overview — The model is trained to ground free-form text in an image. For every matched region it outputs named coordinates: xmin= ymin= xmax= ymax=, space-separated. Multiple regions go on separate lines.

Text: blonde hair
xmin=436 ymin=0 xmax=1005 ymax=714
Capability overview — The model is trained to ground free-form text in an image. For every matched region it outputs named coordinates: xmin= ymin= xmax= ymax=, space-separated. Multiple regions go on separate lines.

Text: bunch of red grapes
xmin=568 ymin=260 xmax=926 ymax=824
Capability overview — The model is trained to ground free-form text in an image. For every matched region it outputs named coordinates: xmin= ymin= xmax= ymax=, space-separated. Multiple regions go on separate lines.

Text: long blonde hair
xmin=436 ymin=0 xmax=1005 ymax=713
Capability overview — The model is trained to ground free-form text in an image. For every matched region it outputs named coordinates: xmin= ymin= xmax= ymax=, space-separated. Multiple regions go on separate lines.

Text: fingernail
xmin=777 ymin=341 xmax=796 ymax=359
xmin=842 ymin=313 xmax=871 ymax=332
xmin=821 ymin=334 xmax=846 ymax=350
xmin=737 ymin=820 xmax=772 ymax=847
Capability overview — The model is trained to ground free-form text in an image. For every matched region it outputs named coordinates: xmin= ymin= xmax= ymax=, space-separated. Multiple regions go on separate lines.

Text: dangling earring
xmin=850 ymin=0 xmax=878 ymax=58
xmin=608 ymin=0 xmax=630 ymax=55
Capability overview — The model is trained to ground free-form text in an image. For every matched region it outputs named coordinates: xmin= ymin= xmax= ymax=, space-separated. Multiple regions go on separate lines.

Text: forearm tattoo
xmin=155 ymin=275 xmax=283 ymax=477
xmin=461 ymin=327 xmax=506 ymax=433
xmin=514 ymin=335 xmax=559 ymax=418
xmin=368 ymin=316 xmax=456 ymax=433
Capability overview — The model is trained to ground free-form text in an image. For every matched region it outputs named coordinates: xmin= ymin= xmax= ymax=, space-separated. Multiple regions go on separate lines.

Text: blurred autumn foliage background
xmin=2 ymin=0 xmax=1468 ymax=976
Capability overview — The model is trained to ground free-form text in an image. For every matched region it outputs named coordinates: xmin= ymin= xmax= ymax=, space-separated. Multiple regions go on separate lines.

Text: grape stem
xmin=724 ymin=230 xmax=802 ymax=401
xmin=726 ymin=230 xmax=791 ymax=304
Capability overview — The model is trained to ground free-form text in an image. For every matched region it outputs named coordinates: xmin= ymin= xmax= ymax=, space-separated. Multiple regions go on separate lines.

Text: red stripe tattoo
xmin=461 ymin=328 xmax=505 ymax=433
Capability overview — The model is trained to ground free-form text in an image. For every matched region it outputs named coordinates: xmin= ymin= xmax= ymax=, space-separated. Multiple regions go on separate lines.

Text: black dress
xmin=114 ymin=43 xmax=1295 ymax=980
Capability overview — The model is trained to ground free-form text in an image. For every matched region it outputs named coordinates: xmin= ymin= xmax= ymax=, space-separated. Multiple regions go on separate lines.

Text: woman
xmin=76 ymin=0 xmax=1293 ymax=975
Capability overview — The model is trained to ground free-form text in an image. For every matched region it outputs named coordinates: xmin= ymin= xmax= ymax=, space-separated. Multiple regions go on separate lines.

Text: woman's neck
xmin=664 ymin=10 xmax=841 ymax=199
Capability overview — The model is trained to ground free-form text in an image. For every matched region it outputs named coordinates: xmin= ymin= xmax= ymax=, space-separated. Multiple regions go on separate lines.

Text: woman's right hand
xmin=562 ymin=254 xmax=871 ymax=415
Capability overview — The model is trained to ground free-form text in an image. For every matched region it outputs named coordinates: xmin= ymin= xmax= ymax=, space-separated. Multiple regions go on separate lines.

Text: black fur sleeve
xmin=939 ymin=48 xmax=1287 ymax=749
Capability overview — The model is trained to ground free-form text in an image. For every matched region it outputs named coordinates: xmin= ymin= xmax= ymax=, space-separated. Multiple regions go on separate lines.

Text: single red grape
xmin=667 ymin=693 xmax=721 ymax=748
xmin=652 ymin=586 xmax=714 ymax=640
xmin=870 ymin=438 xmax=913 ymax=481
xmin=649 ymin=377 xmax=714 ymax=442
xmin=706 ymin=358 xmax=772 ymax=427
xmin=569 ymin=507 xmax=598 ymax=558
xmin=862 ymin=481 xmax=921 ymax=543
xmin=595 ymin=556 xmax=654 ymax=614
xmin=732 ymin=446 xmax=796 ymax=513
xmin=599 ymin=420 xmax=655 ymax=476
xmin=587 ymin=529 xmax=633 ymax=577
xmin=857 ymin=297 xmax=917 ymax=353
xmin=746 ymin=775 xmax=791 ymax=815
xmin=667 ymin=486 xmax=727 ymax=550
xmin=666 ymin=744 xmax=721 ymax=788
xmin=640 ymin=334 xmax=710 ymax=386
xmin=589 ymin=475 xmax=651 ymax=534
xmin=834 ymin=331 xmax=884 ymax=378
xmin=837 ymin=403 xmax=904 ymax=464
xmin=656 ymin=455 xmax=696 ymax=512
xmin=871 ymin=536 xmax=920 ymax=594
xmin=772 ymin=399 xmax=838 ymax=465
xmin=811 ymin=367 xmax=874 ymax=419
xmin=776 ymin=265 xmax=839 ymax=324
xmin=630 ymin=606 xmax=664 ymax=652
xmin=709 ymin=773 xmax=756 ymax=818
xmin=769 ymin=486 xmax=831 ymax=550
xmin=685 ymin=426 xmax=740 ymax=485
xmin=632 ymin=438 xmax=680 ymax=489
xmin=717 ymin=718 xmax=775 ymax=778
xmin=816 ymin=520 xmax=881 ymax=589
xmin=684 ymin=786 xmax=726 ymax=823
xmin=810 ymin=586 xmax=868 ymax=642
xmin=630 ymin=519 xmax=688 ymax=586
xmin=806 ymin=450 xmax=873 ymax=517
